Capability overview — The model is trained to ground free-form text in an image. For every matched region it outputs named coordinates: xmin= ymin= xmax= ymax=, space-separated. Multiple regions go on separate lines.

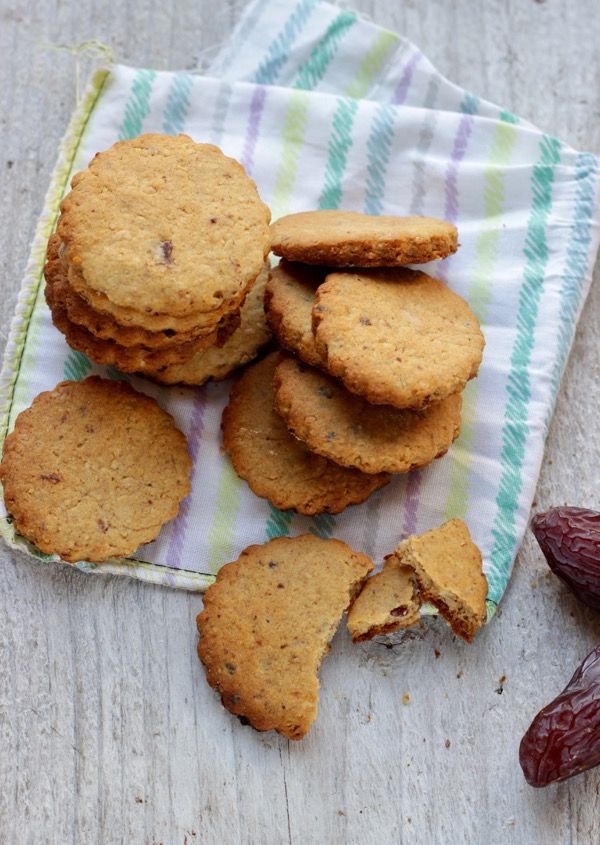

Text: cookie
xmin=270 ymin=210 xmax=458 ymax=266
xmin=197 ymin=535 xmax=373 ymax=739
xmin=273 ymin=355 xmax=462 ymax=474
xmin=149 ymin=265 xmax=271 ymax=385
xmin=0 ymin=377 xmax=191 ymax=562
xmin=313 ymin=269 xmax=484 ymax=410
xmin=347 ymin=556 xmax=421 ymax=642
xmin=58 ymin=133 xmax=271 ymax=318
xmin=264 ymin=261 xmax=326 ymax=368
xmin=45 ymin=279 xmax=206 ymax=373
xmin=44 ymin=234 xmax=231 ymax=349
xmin=393 ymin=518 xmax=488 ymax=643
xmin=221 ymin=353 xmax=390 ymax=515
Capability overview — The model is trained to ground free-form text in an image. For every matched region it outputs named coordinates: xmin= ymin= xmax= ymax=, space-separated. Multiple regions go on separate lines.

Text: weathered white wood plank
xmin=1 ymin=0 xmax=599 ymax=843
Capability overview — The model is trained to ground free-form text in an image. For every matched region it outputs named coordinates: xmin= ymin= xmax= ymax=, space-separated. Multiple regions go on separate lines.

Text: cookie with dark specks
xmin=313 ymin=268 xmax=484 ymax=410
xmin=221 ymin=353 xmax=390 ymax=515
xmin=270 ymin=210 xmax=458 ymax=266
xmin=149 ymin=265 xmax=271 ymax=385
xmin=264 ymin=261 xmax=327 ymax=367
xmin=45 ymin=275 xmax=207 ymax=374
xmin=0 ymin=377 xmax=191 ymax=562
xmin=393 ymin=518 xmax=488 ymax=643
xmin=274 ymin=355 xmax=462 ymax=474
xmin=347 ymin=555 xmax=421 ymax=642
xmin=197 ymin=535 xmax=373 ymax=739
xmin=58 ymin=133 xmax=270 ymax=319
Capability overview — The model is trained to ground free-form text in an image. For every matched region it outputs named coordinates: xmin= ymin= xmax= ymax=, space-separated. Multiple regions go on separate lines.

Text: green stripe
xmin=63 ymin=350 xmax=92 ymax=381
xmin=444 ymin=117 xmax=519 ymax=519
xmin=488 ymin=134 xmax=561 ymax=604
xmin=206 ymin=462 xmax=245 ymax=572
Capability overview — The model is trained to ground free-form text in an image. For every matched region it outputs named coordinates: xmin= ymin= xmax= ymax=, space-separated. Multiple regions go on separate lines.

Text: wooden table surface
xmin=1 ymin=1 xmax=600 ymax=843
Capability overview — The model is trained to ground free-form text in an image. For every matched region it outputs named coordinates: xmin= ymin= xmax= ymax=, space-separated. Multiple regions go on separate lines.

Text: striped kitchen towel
xmin=1 ymin=0 xmax=599 ymax=616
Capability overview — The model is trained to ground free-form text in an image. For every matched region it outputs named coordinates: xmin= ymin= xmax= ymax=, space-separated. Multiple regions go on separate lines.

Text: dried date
xmin=531 ymin=507 xmax=600 ymax=609
xmin=519 ymin=645 xmax=600 ymax=787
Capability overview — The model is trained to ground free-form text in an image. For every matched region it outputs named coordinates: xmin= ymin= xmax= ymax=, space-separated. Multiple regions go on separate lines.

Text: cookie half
xmin=264 ymin=261 xmax=327 ymax=368
xmin=221 ymin=353 xmax=390 ymax=515
xmin=270 ymin=210 xmax=458 ymax=266
xmin=313 ymin=269 xmax=484 ymax=410
xmin=274 ymin=355 xmax=462 ymax=474
xmin=0 ymin=377 xmax=191 ymax=562
xmin=197 ymin=535 xmax=373 ymax=739
xmin=393 ymin=518 xmax=488 ymax=643
xmin=58 ymin=134 xmax=271 ymax=318
xmin=347 ymin=556 xmax=421 ymax=642
xmin=149 ymin=265 xmax=271 ymax=385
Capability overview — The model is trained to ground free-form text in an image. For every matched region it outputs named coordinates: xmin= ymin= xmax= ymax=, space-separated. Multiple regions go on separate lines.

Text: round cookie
xmin=197 ymin=535 xmax=373 ymax=739
xmin=150 ymin=265 xmax=271 ymax=385
xmin=313 ymin=269 xmax=484 ymax=410
xmin=270 ymin=210 xmax=458 ymax=266
xmin=273 ymin=355 xmax=462 ymax=474
xmin=0 ymin=377 xmax=191 ymax=562
xmin=221 ymin=353 xmax=390 ymax=515
xmin=264 ymin=261 xmax=326 ymax=368
xmin=45 ymin=278 xmax=207 ymax=373
xmin=44 ymin=234 xmax=235 ymax=352
xmin=58 ymin=133 xmax=271 ymax=318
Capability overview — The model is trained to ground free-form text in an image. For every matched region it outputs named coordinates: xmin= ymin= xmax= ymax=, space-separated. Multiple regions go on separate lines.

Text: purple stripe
xmin=401 ymin=112 xmax=475 ymax=537
xmin=391 ymin=50 xmax=422 ymax=105
xmin=241 ymin=85 xmax=267 ymax=174
xmin=166 ymin=388 xmax=208 ymax=568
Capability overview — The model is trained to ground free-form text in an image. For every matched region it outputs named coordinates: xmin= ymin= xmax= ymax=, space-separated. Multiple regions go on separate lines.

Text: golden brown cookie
xmin=270 ymin=210 xmax=458 ymax=266
xmin=264 ymin=261 xmax=327 ymax=367
xmin=58 ymin=133 xmax=271 ymax=318
xmin=393 ymin=519 xmax=488 ymax=643
xmin=273 ymin=355 xmax=462 ymax=474
xmin=313 ymin=269 xmax=484 ymax=410
xmin=0 ymin=377 xmax=191 ymax=562
xmin=149 ymin=265 xmax=271 ymax=385
xmin=45 ymin=279 xmax=206 ymax=373
xmin=44 ymin=234 xmax=231 ymax=349
xmin=197 ymin=535 xmax=373 ymax=739
xmin=347 ymin=556 xmax=421 ymax=642
xmin=221 ymin=353 xmax=390 ymax=515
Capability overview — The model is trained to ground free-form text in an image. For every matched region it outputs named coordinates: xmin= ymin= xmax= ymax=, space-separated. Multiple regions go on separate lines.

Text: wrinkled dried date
xmin=519 ymin=645 xmax=600 ymax=787
xmin=531 ymin=507 xmax=600 ymax=609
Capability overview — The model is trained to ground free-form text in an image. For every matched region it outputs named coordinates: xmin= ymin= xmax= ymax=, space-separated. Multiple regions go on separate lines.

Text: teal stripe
xmin=63 ymin=350 xmax=92 ymax=381
xmin=489 ymin=134 xmax=562 ymax=604
xmin=163 ymin=74 xmax=193 ymax=135
xmin=294 ymin=10 xmax=357 ymax=90
xmin=318 ymin=98 xmax=359 ymax=209
xmin=550 ymin=152 xmax=599 ymax=393
xmin=266 ymin=507 xmax=293 ymax=539
xmin=364 ymin=103 xmax=395 ymax=215
xmin=209 ymin=81 xmax=233 ymax=146
xmin=118 ymin=69 xmax=156 ymax=140
xmin=460 ymin=93 xmax=480 ymax=115
xmin=309 ymin=514 xmax=335 ymax=539
xmin=251 ymin=0 xmax=320 ymax=85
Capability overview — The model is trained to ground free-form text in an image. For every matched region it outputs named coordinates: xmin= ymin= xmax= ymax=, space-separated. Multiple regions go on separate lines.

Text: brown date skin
xmin=531 ymin=507 xmax=600 ymax=610
xmin=519 ymin=645 xmax=600 ymax=787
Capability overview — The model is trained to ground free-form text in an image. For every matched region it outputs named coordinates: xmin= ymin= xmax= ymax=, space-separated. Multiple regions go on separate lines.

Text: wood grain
xmin=0 ymin=0 xmax=599 ymax=842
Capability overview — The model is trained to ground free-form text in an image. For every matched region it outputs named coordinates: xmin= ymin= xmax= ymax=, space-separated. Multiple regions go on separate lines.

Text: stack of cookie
xmin=222 ymin=210 xmax=485 ymax=516
xmin=44 ymin=134 xmax=272 ymax=381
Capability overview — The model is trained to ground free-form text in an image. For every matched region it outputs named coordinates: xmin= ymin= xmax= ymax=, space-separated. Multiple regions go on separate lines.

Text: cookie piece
xmin=0 ymin=377 xmax=191 ymax=562
xmin=221 ymin=353 xmax=390 ymax=515
xmin=44 ymin=234 xmax=231 ymax=349
xmin=274 ymin=355 xmax=462 ymax=474
xmin=197 ymin=535 xmax=373 ymax=739
xmin=270 ymin=210 xmax=458 ymax=266
xmin=264 ymin=261 xmax=326 ymax=367
xmin=347 ymin=556 xmax=421 ymax=642
xmin=150 ymin=265 xmax=271 ymax=385
xmin=58 ymin=134 xmax=271 ymax=317
xmin=313 ymin=269 xmax=484 ymax=410
xmin=394 ymin=519 xmax=488 ymax=643
xmin=45 ymin=280 xmax=206 ymax=373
